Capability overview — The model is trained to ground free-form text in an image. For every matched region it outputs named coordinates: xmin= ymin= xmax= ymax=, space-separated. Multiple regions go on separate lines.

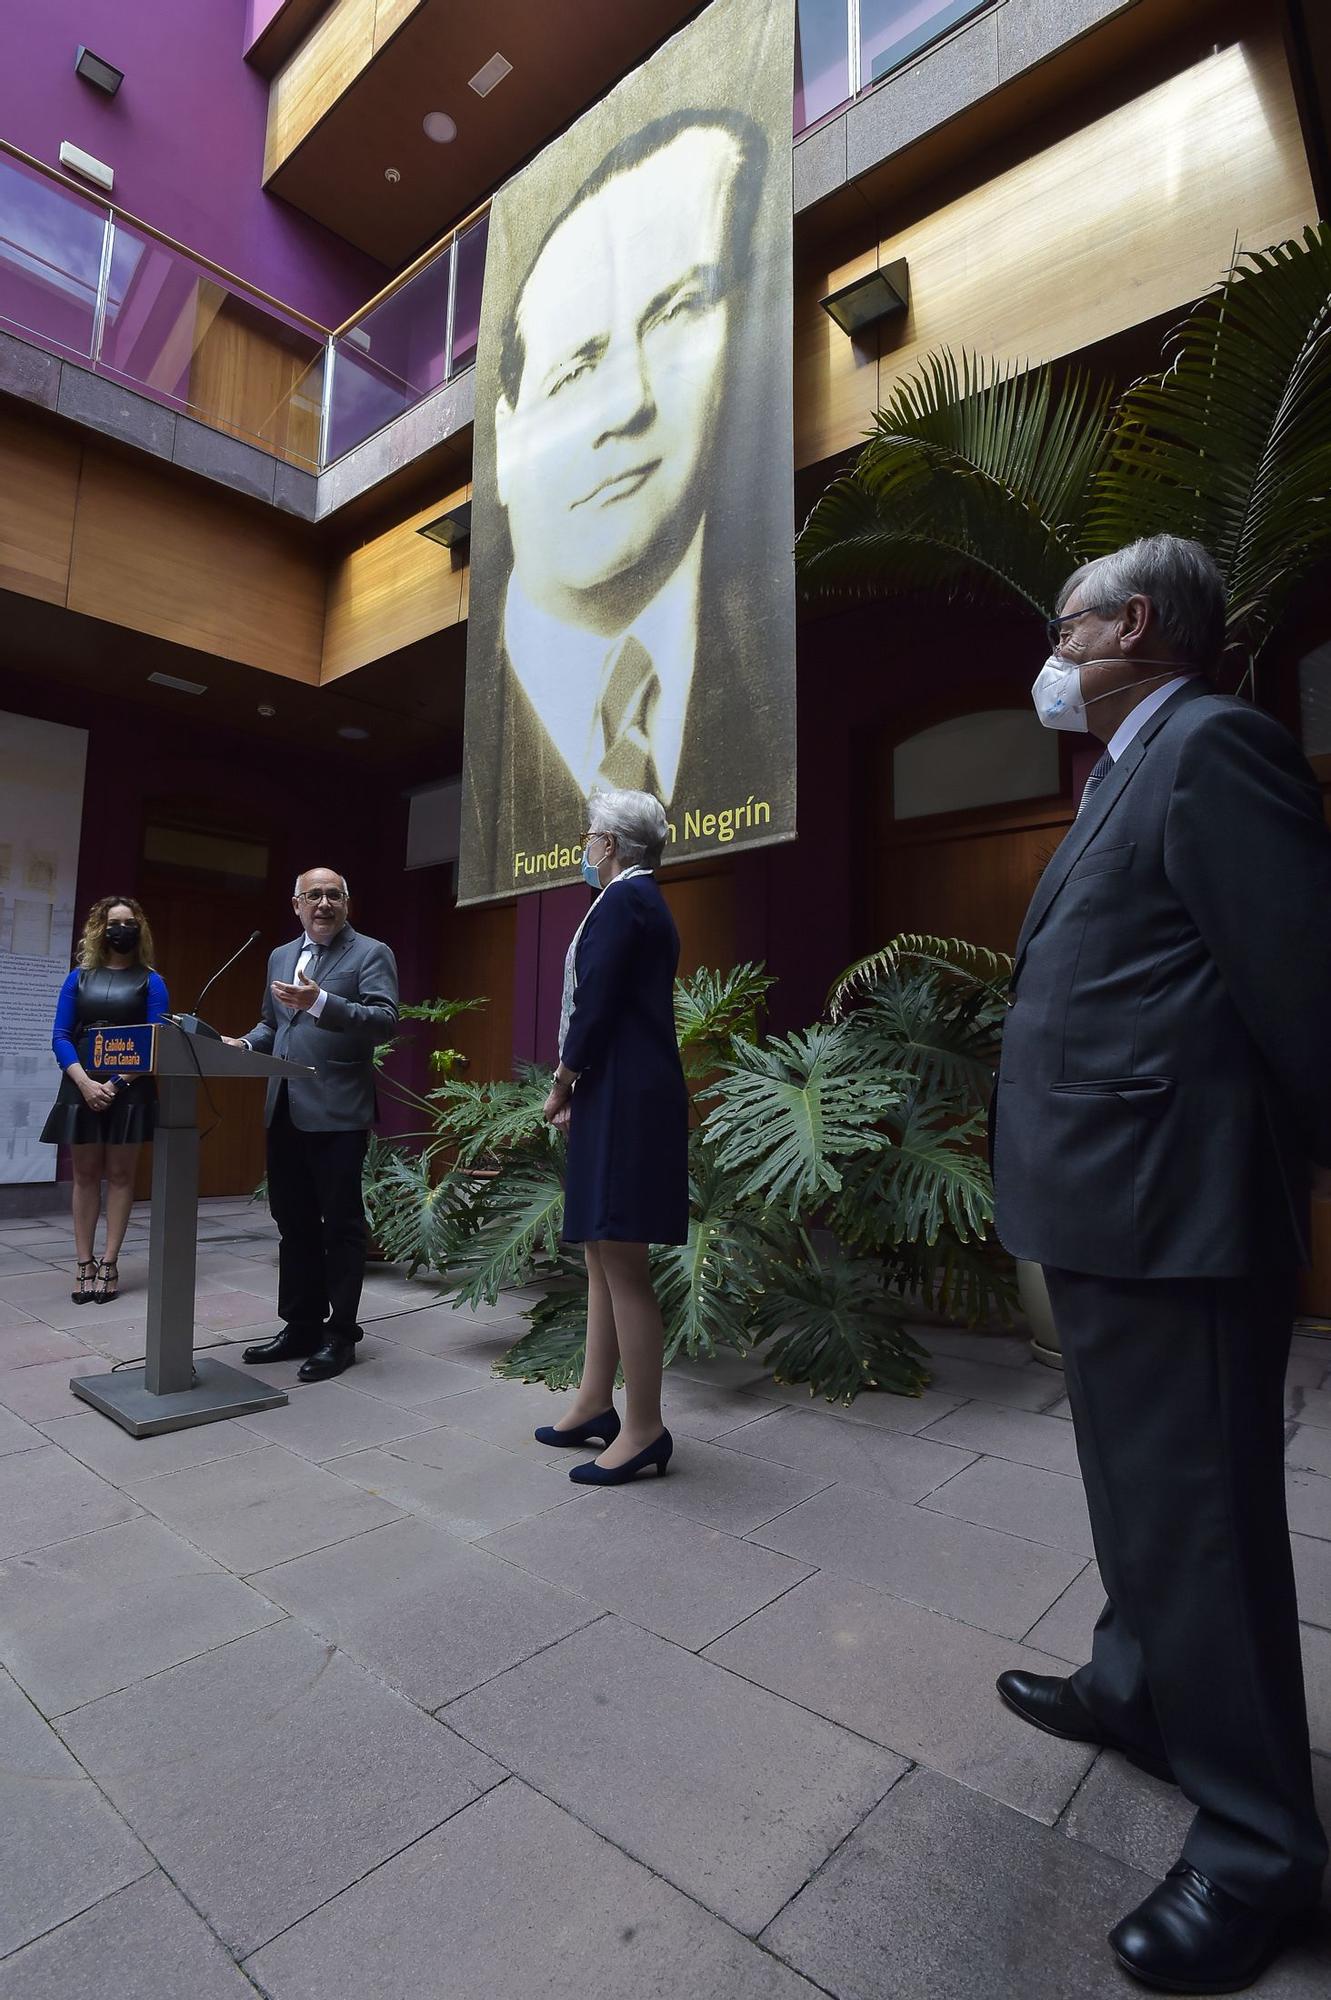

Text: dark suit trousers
xmin=266 ymin=1087 xmax=369 ymax=1338
xmin=1043 ymin=1266 xmax=1327 ymax=1910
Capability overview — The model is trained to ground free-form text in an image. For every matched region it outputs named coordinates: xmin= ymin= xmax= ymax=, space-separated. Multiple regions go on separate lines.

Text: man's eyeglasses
xmin=295 ymin=889 xmax=346 ymax=905
xmin=1045 ymin=603 xmax=1120 ymax=652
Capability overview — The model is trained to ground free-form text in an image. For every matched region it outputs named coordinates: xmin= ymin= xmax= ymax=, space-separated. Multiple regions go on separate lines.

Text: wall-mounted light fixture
xmin=820 ymin=258 xmax=910 ymax=338
xmin=74 ymin=46 xmax=123 ymax=96
xmin=417 ymin=502 xmax=471 ymax=549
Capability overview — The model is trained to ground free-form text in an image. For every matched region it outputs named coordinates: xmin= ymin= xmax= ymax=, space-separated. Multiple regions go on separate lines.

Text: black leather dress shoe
xmin=996 ymin=1671 xmax=1177 ymax=1785
xmin=297 ymin=1336 xmax=356 ymax=1381
xmin=1110 ymin=1863 xmax=1314 ymax=1993
xmin=242 ymin=1327 xmax=322 ymax=1365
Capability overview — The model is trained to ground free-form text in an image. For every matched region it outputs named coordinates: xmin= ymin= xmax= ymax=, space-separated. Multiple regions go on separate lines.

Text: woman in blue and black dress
xmin=537 ymin=790 xmax=689 ymax=1485
xmin=41 ymin=897 xmax=169 ymax=1305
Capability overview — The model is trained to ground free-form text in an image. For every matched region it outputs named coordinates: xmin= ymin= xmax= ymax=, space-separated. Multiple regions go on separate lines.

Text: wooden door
xmin=133 ymin=872 xmax=273 ymax=1199
xmin=875 ymin=796 xmax=1074 ymax=957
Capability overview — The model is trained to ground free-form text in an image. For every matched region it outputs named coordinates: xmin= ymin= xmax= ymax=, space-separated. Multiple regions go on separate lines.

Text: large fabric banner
xmin=0 ymin=712 xmax=88 ymax=1183
xmin=458 ymin=0 xmax=797 ymax=905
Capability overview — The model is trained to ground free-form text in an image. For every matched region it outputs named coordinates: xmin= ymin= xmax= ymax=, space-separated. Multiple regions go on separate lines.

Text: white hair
xmin=587 ymin=789 xmax=668 ymax=868
xmin=293 ymin=870 xmax=349 ymax=896
xmin=1058 ymin=535 xmax=1225 ymax=668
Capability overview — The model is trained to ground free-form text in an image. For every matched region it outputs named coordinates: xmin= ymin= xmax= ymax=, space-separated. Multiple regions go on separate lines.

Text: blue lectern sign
xmin=85 ymin=1024 xmax=155 ymax=1077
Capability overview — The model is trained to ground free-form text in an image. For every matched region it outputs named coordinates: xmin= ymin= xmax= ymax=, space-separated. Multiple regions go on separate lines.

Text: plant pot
xmin=1017 ymin=1258 xmax=1062 ymax=1369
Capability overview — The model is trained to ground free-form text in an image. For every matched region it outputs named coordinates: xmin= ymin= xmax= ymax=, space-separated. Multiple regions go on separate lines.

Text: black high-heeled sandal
xmin=70 ymin=1259 xmax=98 ymax=1305
xmin=534 ymin=1407 xmax=621 ymax=1449
xmin=92 ymin=1258 xmax=120 ymax=1305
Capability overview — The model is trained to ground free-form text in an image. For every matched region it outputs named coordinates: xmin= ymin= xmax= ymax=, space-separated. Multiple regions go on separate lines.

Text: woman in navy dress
xmin=538 ymin=790 xmax=688 ymax=1484
xmin=41 ymin=897 xmax=170 ymax=1305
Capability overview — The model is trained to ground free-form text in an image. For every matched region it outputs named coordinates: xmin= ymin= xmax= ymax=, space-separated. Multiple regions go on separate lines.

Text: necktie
xmin=596 ymin=635 xmax=661 ymax=794
xmin=1078 ymin=751 xmax=1113 ymax=816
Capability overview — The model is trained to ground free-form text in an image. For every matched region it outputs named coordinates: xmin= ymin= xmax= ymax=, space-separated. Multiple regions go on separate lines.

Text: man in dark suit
xmin=228 ymin=868 xmax=398 ymax=1382
xmin=992 ymin=534 xmax=1329 ymax=1992
xmin=460 ymin=107 xmax=793 ymax=898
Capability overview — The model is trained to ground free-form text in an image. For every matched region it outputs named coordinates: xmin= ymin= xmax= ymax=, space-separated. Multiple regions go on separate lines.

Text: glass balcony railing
xmin=796 ymin=0 xmax=994 ymax=135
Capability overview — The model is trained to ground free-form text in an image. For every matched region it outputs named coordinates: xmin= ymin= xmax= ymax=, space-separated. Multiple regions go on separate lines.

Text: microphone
xmin=172 ymin=931 xmax=261 ymax=1039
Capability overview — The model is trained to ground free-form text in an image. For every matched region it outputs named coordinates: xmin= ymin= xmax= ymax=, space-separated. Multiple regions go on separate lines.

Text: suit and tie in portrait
xmin=992 ymin=536 xmax=1329 ymax=1993
xmin=231 ymin=870 xmax=399 ymax=1382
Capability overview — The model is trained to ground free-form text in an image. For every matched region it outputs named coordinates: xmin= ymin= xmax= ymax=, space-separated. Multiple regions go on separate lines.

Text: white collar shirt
xmin=502 ymin=523 xmax=704 ymax=805
xmin=1106 ymin=675 xmax=1197 ymax=762
xmin=293 ymin=929 xmax=332 ymax=1018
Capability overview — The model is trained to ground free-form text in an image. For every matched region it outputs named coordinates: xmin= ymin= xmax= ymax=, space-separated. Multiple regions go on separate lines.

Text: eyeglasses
xmin=1045 ymin=604 xmax=1120 ymax=652
xmin=295 ymin=889 xmax=345 ymax=905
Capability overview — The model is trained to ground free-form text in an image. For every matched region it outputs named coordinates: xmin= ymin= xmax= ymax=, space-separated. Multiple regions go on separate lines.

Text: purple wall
xmin=2 ymin=0 xmax=387 ymax=327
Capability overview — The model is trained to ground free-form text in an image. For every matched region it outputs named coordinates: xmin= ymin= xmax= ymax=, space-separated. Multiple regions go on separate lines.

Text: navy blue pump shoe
xmin=569 ymin=1429 xmax=673 ymax=1485
xmin=534 ymin=1407 xmax=621 ymax=1450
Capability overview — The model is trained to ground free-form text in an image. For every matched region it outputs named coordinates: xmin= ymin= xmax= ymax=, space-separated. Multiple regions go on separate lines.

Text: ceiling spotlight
xmin=337 ymin=725 xmax=370 ymax=741
xmin=384 ymin=166 xmax=401 ymax=183
xmin=75 ymin=46 xmax=123 ymax=96
xmin=422 ymin=111 xmax=457 ymax=143
xmin=257 ymin=703 xmax=276 ymax=718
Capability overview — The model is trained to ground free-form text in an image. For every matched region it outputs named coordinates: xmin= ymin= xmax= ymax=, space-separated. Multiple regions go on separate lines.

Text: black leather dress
xmin=40 ymin=966 xmax=159 ymax=1147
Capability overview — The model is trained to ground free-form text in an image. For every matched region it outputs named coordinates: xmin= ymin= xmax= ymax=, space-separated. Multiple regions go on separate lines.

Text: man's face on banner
xmin=495 ymin=126 xmax=745 ymax=636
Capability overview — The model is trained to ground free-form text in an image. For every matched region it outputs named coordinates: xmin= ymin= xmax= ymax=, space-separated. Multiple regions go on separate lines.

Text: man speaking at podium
xmin=226 ymin=868 xmax=398 ymax=1381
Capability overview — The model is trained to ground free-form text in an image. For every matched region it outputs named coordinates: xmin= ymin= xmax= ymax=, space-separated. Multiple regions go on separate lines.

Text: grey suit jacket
xmin=992 ymin=681 xmax=1331 ymax=1279
xmin=243 ymin=925 xmax=399 ymax=1133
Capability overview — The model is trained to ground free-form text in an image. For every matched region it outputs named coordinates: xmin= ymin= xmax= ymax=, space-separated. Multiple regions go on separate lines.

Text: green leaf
xmin=753 ymin=1249 xmax=931 ymax=1403
xmin=447 ymin=1154 xmax=567 ymax=1307
xmin=701 ymin=1022 xmax=901 ymax=1214
xmin=828 ymin=933 xmax=1012 ymax=1019
xmin=494 ymin=1289 xmax=588 ymax=1390
xmin=673 ymin=961 xmax=774 ymax=1076
xmin=360 ymin=1138 xmax=471 ymax=1278
xmin=649 ymin=1151 xmax=775 ymax=1363
xmin=427 ymin=1069 xmax=552 ymax=1165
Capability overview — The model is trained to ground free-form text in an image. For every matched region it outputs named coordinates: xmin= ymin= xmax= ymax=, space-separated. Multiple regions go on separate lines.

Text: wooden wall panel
xmin=0 ymin=410 xmax=80 ymax=606
xmin=660 ymin=868 xmax=736 ymax=979
xmin=67 ymin=450 xmax=325 ymax=681
xmin=322 ymin=482 xmax=470 ymax=680
xmin=190 ymin=302 xmax=323 ymax=468
xmin=265 ymin=0 xmax=425 ymax=178
xmin=435 ymin=897 xmax=515 ymax=1082
xmin=795 ymin=28 xmax=1318 ymax=467
xmin=875 ymin=803 xmax=1072 ymax=959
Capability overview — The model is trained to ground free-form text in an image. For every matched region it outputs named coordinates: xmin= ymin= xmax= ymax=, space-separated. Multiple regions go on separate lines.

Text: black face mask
xmin=105 ymin=922 xmax=140 ymax=953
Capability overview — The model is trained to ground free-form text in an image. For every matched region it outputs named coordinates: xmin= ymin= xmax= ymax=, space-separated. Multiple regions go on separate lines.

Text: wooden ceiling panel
xmin=267 ymin=0 xmax=705 ymax=266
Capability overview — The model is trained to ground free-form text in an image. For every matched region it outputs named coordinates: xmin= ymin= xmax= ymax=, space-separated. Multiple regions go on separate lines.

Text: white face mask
xmin=1030 ymin=657 xmax=1187 ymax=733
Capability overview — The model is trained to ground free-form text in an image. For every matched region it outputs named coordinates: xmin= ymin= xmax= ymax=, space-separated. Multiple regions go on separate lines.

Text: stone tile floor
xmin=0 ymin=1197 xmax=1328 ymax=1996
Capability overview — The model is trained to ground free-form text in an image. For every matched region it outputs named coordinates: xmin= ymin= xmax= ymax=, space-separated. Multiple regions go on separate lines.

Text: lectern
xmin=70 ymin=1019 xmax=315 ymax=1438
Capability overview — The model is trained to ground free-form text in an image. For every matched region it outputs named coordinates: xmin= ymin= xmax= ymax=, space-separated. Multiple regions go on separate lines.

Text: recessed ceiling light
xmin=422 ymin=111 xmax=457 ymax=143
xmin=257 ymin=704 xmax=276 ymax=718
xmin=147 ymin=671 xmax=207 ymax=695
xmin=337 ymin=726 xmax=370 ymax=741
xmin=384 ymin=166 xmax=401 ymax=183
xmin=468 ymin=52 xmax=512 ymax=97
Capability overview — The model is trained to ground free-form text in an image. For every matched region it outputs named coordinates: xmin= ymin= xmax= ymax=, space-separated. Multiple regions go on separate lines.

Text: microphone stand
xmin=170 ymin=931 xmax=261 ymax=1039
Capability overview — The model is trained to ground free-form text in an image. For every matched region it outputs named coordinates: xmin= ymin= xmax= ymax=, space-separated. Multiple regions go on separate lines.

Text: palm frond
xmin=753 ymin=1249 xmax=931 ymax=1403
xmin=848 ymin=977 xmax=1002 ymax=1099
xmin=1092 ymin=223 xmax=1331 ymax=651
xmin=796 ymin=352 xmax=1111 ymax=612
xmin=701 ymin=1022 xmax=901 ymax=1214
xmin=828 ymin=933 xmax=1012 ymax=1019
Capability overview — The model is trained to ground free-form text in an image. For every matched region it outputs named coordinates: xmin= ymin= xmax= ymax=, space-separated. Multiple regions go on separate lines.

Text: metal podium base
xmin=70 ymin=1356 xmax=288 ymax=1437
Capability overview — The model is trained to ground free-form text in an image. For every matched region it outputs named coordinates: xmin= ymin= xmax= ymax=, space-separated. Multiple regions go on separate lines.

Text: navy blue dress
xmin=560 ymin=874 xmax=689 ymax=1245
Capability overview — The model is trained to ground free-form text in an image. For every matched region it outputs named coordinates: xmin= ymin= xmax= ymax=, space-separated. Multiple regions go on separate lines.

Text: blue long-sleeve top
xmin=51 ymin=969 xmax=171 ymax=1070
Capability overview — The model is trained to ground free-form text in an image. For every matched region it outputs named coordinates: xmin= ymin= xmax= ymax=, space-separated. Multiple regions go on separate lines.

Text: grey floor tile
xmin=251 ymin=1516 xmax=597 ymax=1707
xmin=248 ymin=1778 xmax=823 ymax=2000
xmin=819 ymin=1383 xmax=968 ymax=1434
xmin=0 ymin=1516 xmax=281 ymax=1715
xmin=0 ymin=1254 xmax=54 ymax=1279
xmin=0 ymin=1323 xmax=93 ymax=1368
xmin=368 ymin=1300 xmax=518 ymax=1359
xmin=1296 ymin=1388 xmax=1331 ymax=1431
xmin=1061 ymin=1752 xmax=1200 ymax=1882
xmin=342 ymin=1338 xmax=502 ymax=1408
xmin=1289 ymin=1425 xmax=1331 ymax=1479
xmin=445 ymin=1619 xmax=903 ymax=1934
xmin=1295 ymin=1534 xmax=1331 ymax=1631
xmin=1022 ymin=1561 xmax=1103 ymax=1661
xmin=0 ymin=1406 xmax=45 ymax=1457
xmin=0 ymin=1356 xmax=111 ymax=1421
xmin=412 ymin=1378 xmax=600 ymax=1457
xmin=750 ymin=1482 xmax=1084 ymax=1641
xmin=922 ymin=1351 xmax=1069 ymax=1412
xmin=921 ymin=1400 xmax=1083 ymax=1476
xmin=34 ymin=1410 xmax=266 ymax=1495
xmin=919 ymin=1328 xmax=1035 ymax=1369
xmin=1305 ymin=1622 xmax=1331 ymax=1756
xmin=326 ymin=1430 xmax=584 ymax=1540
xmin=234 ymin=1378 xmax=443 ymax=1462
xmin=1289 ymin=1469 xmax=1331 ymax=1541
xmin=707 ymin=1571 xmax=1094 ymax=1822
xmin=133 ymin=1444 xmax=404 ymax=1572
xmin=59 ymin=1619 xmax=502 ymax=1956
xmin=762 ymin=1765 xmax=1153 ymax=1999
xmin=1044 ymin=1393 xmax=1074 ymax=1419
xmin=615 ymin=1436 xmax=833 ymax=1533
xmin=660 ymin=1372 xmax=788 ymax=1439
xmin=0 ymin=1666 xmax=149 ymax=1958
xmin=481 ymin=1491 xmax=812 ymax=1649
xmin=722 ymin=1405 xmax=975 ymax=1501
xmin=667 ymin=1345 xmax=782 ymax=1393
xmin=0 ymin=1445 xmax=140 ymax=1559
xmin=205 ymin=1335 xmax=317 ymax=1388
xmin=920 ymin=1455 xmax=1096 ymax=1557
xmin=0 ymin=1869 xmax=257 ymax=1999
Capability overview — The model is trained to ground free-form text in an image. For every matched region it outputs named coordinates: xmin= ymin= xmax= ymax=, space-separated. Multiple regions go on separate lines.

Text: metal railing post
xmin=90 ymin=209 xmax=115 ymax=366
xmin=318 ymin=335 xmax=334 ymax=468
xmin=444 ymin=236 xmax=459 ymax=380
